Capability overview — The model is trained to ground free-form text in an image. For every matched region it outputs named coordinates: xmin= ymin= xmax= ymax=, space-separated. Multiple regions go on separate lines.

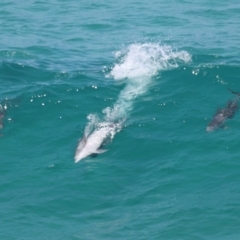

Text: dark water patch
xmin=81 ymin=23 xmax=113 ymax=31
xmin=149 ymin=15 xmax=189 ymax=27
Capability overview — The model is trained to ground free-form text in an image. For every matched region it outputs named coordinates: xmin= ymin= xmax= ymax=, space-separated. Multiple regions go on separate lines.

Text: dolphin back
xmin=206 ymin=90 xmax=239 ymax=132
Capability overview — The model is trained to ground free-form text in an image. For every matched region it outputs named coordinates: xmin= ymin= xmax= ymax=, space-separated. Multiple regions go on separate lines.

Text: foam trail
xmin=84 ymin=114 xmax=99 ymax=137
xmin=76 ymin=43 xmax=191 ymax=161
xmin=103 ymin=43 xmax=191 ymax=123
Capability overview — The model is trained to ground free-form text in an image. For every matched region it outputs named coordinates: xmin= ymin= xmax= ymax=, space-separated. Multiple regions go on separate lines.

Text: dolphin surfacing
xmin=206 ymin=89 xmax=239 ymax=132
xmin=74 ymin=122 xmax=119 ymax=163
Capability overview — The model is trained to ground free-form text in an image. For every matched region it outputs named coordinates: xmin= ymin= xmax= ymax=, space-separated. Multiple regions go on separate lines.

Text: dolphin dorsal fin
xmin=229 ymin=88 xmax=240 ymax=98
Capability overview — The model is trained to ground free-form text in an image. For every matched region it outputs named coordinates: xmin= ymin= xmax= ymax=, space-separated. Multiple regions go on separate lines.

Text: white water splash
xmin=109 ymin=43 xmax=191 ymax=80
xmin=103 ymin=43 xmax=191 ymax=122
xmin=76 ymin=43 xmax=191 ymax=161
xmin=84 ymin=114 xmax=99 ymax=137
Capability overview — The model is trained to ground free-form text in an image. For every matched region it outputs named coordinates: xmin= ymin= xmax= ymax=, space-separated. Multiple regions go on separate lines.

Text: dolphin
xmin=74 ymin=122 xmax=120 ymax=163
xmin=206 ymin=89 xmax=240 ymax=132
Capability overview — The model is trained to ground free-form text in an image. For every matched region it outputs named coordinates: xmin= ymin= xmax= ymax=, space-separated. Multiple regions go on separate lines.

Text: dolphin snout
xmin=206 ymin=126 xmax=214 ymax=132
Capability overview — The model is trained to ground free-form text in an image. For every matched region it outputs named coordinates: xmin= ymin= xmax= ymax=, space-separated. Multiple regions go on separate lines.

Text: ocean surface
xmin=1 ymin=0 xmax=240 ymax=239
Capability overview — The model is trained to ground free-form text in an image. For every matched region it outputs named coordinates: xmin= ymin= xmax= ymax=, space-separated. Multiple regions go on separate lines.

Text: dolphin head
xmin=206 ymin=125 xmax=215 ymax=132
xmin=74 ymin=134 xmax=88 ymax=162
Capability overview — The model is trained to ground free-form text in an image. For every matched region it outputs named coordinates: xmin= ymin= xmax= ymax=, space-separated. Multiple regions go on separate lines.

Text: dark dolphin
xmin=206 ymin=89 xmax=239 ymax=132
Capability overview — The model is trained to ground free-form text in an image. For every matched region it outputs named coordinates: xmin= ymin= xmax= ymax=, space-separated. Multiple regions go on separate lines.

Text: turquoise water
xmin=1 ymin=1 xmax=240 ymax=239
